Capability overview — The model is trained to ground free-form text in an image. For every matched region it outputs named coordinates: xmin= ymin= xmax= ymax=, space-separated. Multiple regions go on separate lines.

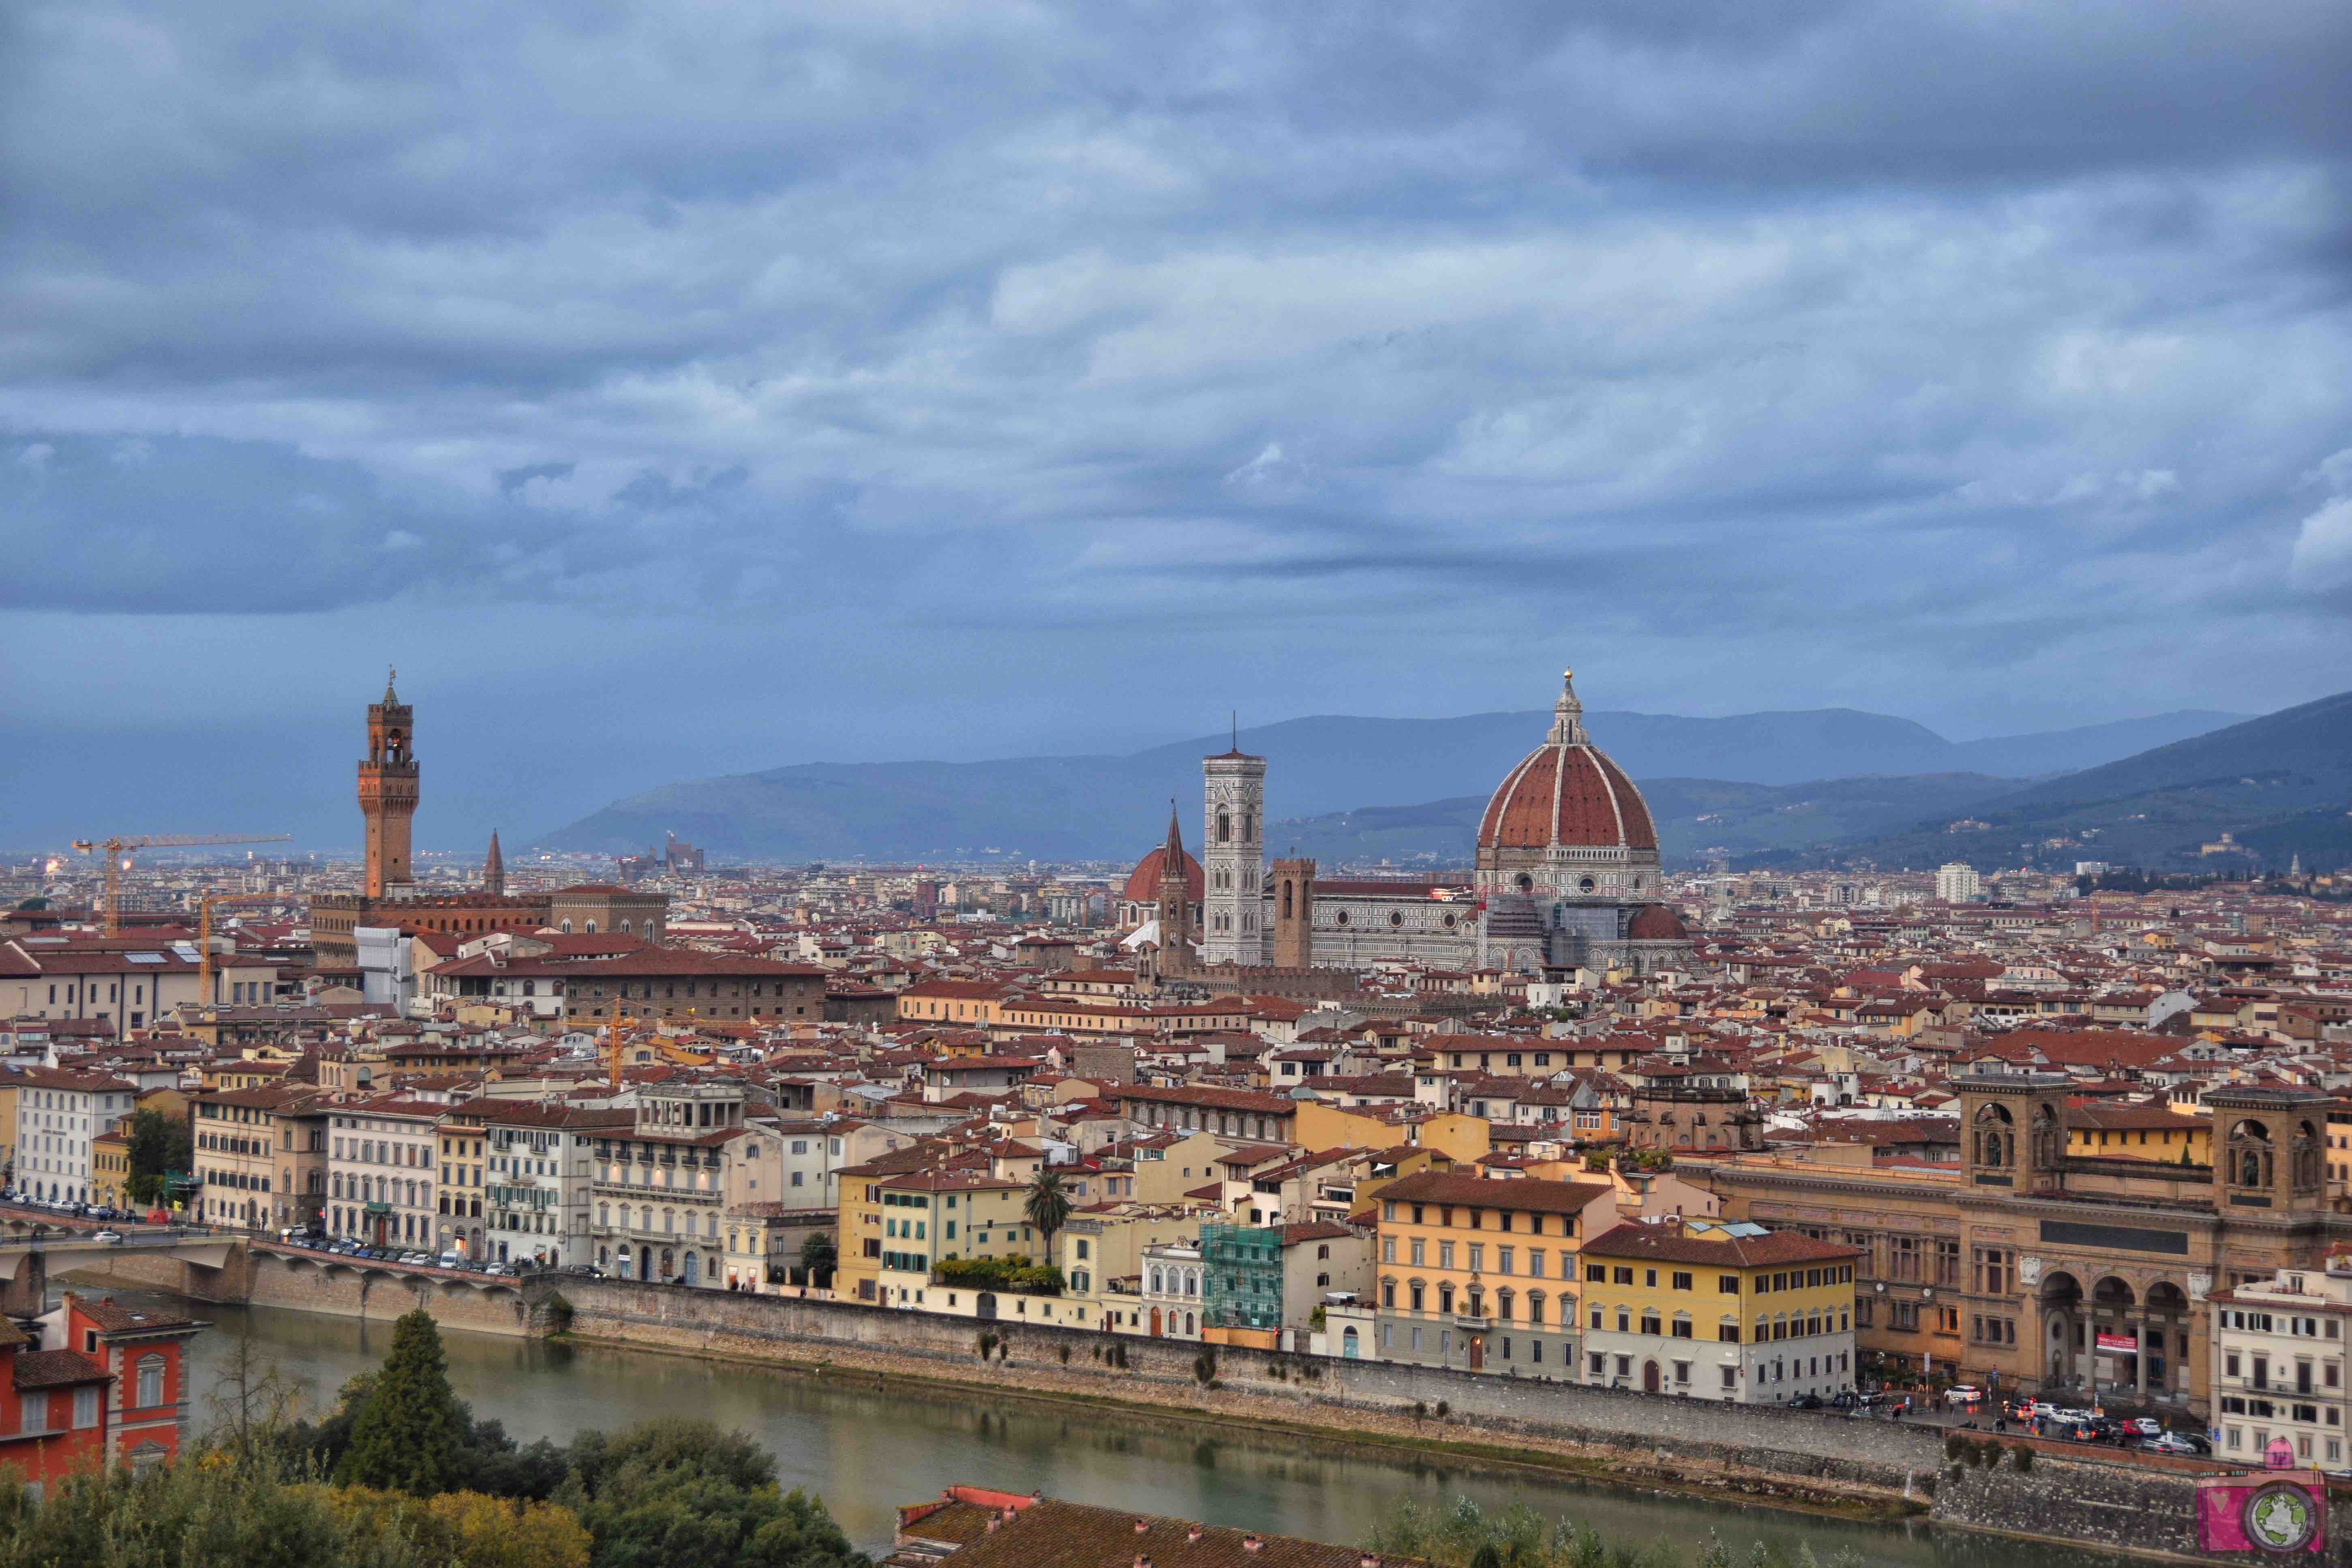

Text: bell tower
xmin=358 ymin=668 xmax=420 ymax=900
xmin=1200 ymin=733 xmax=1266 ymax=967
xmin=1271 ymin=856 xmax=1315 ymax=968
xmin=1153 ymin=803 xmax=1196 ymax=969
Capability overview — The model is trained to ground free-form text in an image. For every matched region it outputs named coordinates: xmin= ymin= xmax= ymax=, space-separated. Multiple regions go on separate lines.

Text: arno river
xmin=101 ymin=1287 xmax=2125 ymax=1566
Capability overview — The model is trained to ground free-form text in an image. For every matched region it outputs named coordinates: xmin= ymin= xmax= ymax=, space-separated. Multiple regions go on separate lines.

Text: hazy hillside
xmin=1752 ymin=691 xmax=2352 ymax=872
xmin=1268 ymin=774 xmax=2023 ymax=869
xmin=536 ymin=705 xmax=2256 ymax=865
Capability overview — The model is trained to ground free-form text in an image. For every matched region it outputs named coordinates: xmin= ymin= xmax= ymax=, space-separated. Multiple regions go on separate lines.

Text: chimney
xmin=1187 ymin=1526 xmax=1204 ymax=1544
xmin=984 ymin=1517 xmax=999 ymax=1534
xmin=1362 ymin=1557 xmax=1383 ymax=1568
xmin=1243 ymin=1534 xmax=1264 ymax=1553
xmin=1134 ymin=1518 xmax=1150 ymax=1534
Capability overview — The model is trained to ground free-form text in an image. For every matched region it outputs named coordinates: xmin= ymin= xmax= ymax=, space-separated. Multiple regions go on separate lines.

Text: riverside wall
xmin=1931 ymin=1443 xmax=2352 ymax=1566
xmin=557 ymin=1278 xmax=1943 ymax=1497
xmin=63 ymin=1244 xmax=2352 ymax=1563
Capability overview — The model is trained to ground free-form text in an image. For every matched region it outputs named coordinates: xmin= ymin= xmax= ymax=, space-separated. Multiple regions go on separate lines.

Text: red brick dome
xmin=1476 ymin=672 xmax=1657 ymax=853
xmin=1626 ymin=903 xmax=1687 ymax=941
xmin=1122 ymin=845 xmax=1203 ymax=905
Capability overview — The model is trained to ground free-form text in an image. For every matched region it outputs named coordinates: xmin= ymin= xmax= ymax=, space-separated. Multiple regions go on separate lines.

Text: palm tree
xmin=1024 ymin=1169 xmax=1073 ymax=1255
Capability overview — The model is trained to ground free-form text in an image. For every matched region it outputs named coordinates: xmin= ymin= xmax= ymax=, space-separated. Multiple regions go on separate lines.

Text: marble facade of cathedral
xmin=1118 ymin=669 xmax=1691 ymax=977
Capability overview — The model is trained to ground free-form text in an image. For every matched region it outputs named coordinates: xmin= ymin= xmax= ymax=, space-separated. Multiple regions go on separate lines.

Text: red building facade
xmin=0 ymin=1293 xmax=204 ymax=1492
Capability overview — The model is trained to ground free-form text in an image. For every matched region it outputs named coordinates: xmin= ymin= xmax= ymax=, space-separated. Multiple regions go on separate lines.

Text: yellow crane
xmin=70 ymin=833 xmax=294 ymax=936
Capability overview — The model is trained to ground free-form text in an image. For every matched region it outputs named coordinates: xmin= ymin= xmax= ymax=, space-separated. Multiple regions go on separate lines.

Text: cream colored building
xmin=2209 ymin=1260 xmax=2352 ymax=1467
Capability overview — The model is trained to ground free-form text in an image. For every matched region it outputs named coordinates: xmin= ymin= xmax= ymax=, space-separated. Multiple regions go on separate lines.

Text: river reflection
xmin=98 ymin=1287 xmax=2123 ymax=1566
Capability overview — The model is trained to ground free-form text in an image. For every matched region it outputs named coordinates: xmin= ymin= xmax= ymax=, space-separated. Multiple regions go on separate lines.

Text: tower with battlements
xmin=359 ymin=670 xmax=419 ymax=900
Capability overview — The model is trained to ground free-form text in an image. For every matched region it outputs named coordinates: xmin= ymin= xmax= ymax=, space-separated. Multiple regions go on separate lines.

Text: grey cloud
xmin=2 ymin=0 xmax=2350 ymax=737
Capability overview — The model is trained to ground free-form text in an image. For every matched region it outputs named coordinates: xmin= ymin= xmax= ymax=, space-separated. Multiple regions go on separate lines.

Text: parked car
xmin=90 ymin=1230 xmax=124 ymax=1245
xmin=1944 ymin=1385 xmax=1986 ymax=1406
xmin=1790 ymin=1393 xmax=1825 ymax=1410
xmin=2140 ymin=1433 xmax=2201 ymax=1455
xmin=2125 ymin=1416 xmax=2163 ymax=1437
xmin=435 ymin=1252 xmax=463 ymax=1269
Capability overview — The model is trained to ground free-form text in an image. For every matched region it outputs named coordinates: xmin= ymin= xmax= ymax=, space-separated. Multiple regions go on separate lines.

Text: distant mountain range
xmin=1769 ymin=690 xmax=2352 ymax=873
xmin=538 ymin=706 xmax=2253 ymax=866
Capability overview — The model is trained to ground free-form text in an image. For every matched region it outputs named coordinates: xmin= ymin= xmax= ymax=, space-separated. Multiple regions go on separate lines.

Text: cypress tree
xmin=336 ymin=1307 xmax=464 ymax=1496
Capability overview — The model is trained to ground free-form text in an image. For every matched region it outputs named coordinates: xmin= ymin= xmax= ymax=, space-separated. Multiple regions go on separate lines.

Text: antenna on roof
xmin=1232 ymin=710 xmax=1238 ymax=751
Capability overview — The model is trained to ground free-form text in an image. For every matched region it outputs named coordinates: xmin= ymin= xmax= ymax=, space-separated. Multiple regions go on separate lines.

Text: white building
xmin=1141 ymin=1239 xmax=1205 ymax=1340
xmin=443 ymin=1100 xmax=633 ymax=1267
xmin=12 ymin=1068 xmax=138 ymax=1205
xmin=2209 ymin=1260 xmax=2352 ymax=1468
xmin=1935 ymin=862 xmax=1983 ymax=904
xmin=325 ymin=1095 xmax=441 ymax=1251
xmin=353 ymin=925 xmax=417 ymax=1013
xmin=589 ymin=1079 xmax=757 ymax=1287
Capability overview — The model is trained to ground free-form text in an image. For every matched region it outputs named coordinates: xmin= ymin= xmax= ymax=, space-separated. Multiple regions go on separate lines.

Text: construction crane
xmin=70 ymin=833 xmax=294 ymax=936
xmin=197 ymin=891 xmax=284 ymax=1007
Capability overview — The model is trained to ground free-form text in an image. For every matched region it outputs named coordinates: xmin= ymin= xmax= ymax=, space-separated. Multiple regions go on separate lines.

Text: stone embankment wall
xmin=58 ymin=1244 xmax=546 ymax=1338
xmin=1932 ymin=1444 xmax=2352 ymax=1566
xmin=558 ymin=1278 xmax=1943 ymax=1497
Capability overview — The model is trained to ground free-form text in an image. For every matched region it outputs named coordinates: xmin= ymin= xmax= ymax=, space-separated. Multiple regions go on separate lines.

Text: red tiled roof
xmin=1476 ymin=741 xmax=1656 ymax=852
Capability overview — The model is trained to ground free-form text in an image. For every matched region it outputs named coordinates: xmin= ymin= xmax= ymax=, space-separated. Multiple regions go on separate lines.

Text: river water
xmin=91 ymin=1286 xmax=2124 ymax=1566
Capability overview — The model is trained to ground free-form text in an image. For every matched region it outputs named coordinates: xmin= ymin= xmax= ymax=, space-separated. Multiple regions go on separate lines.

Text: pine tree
xmin=336 ymin=1307 xmax=465 ymax=1496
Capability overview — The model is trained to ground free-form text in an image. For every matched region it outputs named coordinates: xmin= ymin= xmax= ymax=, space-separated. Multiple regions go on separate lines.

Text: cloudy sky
xmin=5 ymin=2 xmax=2350 ymax=845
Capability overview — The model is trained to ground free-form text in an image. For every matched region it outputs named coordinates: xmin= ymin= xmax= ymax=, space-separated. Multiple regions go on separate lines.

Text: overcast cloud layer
xmin=5 ymin=0 xmax=2352 ymax=831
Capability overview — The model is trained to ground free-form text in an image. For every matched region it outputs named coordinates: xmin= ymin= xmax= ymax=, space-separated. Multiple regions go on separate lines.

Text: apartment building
xmin=189 ymin=1085 xmax=328 ymax=1232
xmin=13 ymin=1069 xmax=139 ymax=1206
xmin=440 ymin=1099 xmax=632 ymax=1266
xmin=2208 ymin=1261 xmax=2352 ymax=1467
xmin=869 ymin=1169 xmax=1038 ymax=1308
xmin=324 ymin=1095 xmax=441 ymax=1250
xmin=589 ymin=1080 xmax=755 ymax=1285
xmin=1371 ymin=1170 xmax=1617 ymax=1375
xmin=1578 ymin=1217 xmax=1859 ymax=1404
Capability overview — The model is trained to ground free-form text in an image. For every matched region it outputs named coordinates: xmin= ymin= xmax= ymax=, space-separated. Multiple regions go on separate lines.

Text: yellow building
xmin=872 ymin=1170 xmax=1045 ymax=1307
xmin=1373 ymin=1170 xmax=1617 ymax=1375
xmin=91 ymin=1119 xmax=134 ymax=1209
xmin=1056 ymin=1202 xmax=1212 ymax=1332
xmin=1578 ymin=1216 xmax=1858 ymax=1404
xmin=2065 ymin=1104 xmax=2210 ymax=1164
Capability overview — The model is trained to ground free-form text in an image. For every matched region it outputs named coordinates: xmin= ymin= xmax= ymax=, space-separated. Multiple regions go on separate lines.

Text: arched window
xmin=1281 ymin=882 xmax=1294 ymax=920
xmin=1217 ymin=812 xmax=1231 ymax=843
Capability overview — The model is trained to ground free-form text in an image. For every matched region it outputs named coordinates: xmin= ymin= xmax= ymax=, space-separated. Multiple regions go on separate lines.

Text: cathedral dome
xmin=1122 ymin=845 xmax=1203 ymax=906
xmin=1626 ymin=903 xmax=1688 ymax=941
xmin=1475 ymin=671 xmax=1657 ymax=854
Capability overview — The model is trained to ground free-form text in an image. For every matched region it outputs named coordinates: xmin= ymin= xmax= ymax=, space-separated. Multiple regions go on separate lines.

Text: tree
xmin=557 ymin=1417 xmax=866 ymax=1568
xmin=1023 ymin=1170 xmax=1071 ymax=1254
xmin=208 ymin=1317 xmax=302 ymax=1459
xmin=336 ymin=1308 xmax=465 ymax=1496
xmin=797 ymin=1232 xmax=837 ymax=1286
xmin=124 ymin=1108 xmax=191 ymax=1206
